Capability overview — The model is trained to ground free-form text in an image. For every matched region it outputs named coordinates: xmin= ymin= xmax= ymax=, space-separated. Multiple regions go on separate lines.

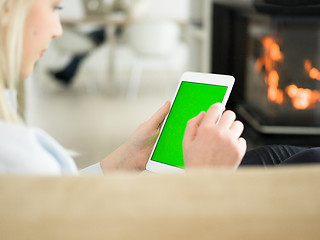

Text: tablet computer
xmin=146 ymin=72 xmax=235 ymax=173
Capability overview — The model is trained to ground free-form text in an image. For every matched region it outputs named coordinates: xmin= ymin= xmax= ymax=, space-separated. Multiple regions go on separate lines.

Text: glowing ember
xmin=256 ymin=36 xmax=284 ymax=105
xmin=304 ymin=59 xmax=320 ymax=81
xmin=285 ymin=84 xmax=320 ymax=110
xmin=256 ymin=36 xmax=320 ymax=109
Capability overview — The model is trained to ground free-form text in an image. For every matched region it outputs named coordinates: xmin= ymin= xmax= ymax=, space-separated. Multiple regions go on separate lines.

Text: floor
xmin=27 ymin=40 xmax=188 ymax=169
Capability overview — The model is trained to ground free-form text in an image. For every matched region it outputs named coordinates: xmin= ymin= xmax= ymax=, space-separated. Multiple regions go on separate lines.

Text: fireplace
xmin=211 ymin=0 xmax=320 ymax=146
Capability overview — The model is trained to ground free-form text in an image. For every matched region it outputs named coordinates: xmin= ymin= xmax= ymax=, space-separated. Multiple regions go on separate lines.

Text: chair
xmin=124 ymin=18 xmax=182 ymax=100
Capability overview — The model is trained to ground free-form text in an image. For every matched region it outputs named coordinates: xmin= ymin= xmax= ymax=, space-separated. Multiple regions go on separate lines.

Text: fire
xmin=304 ymin=59 xmax=320 ymax=81
xmin=266 ymin=69 xmax=284 ymax=104
xmin=286 ymin=84 xmax=320 ymax=110
xmin=255 ymin=37 xmax=283 ymax=73
xmin=256 ymin=36 xmax=284 ymax=105
xmin=256 ymin=36 xmax=320 ymax=109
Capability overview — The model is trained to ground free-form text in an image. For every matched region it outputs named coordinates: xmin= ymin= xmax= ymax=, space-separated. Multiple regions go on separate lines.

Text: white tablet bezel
xmin=146 ymin=72 xmax=235 ymax=173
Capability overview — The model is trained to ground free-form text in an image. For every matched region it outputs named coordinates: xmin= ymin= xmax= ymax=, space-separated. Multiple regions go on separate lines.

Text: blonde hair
xmin=0 ymin=0 xmax=32 ymax=122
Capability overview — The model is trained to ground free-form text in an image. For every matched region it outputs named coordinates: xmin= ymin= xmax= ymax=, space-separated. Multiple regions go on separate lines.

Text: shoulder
xmin=0 ymin=121 xmax=40 ymax=148
xmin=0 ymin=121 xmax=52 ymax=149
xmin=0 ymin=121 xmax=78 ymax=175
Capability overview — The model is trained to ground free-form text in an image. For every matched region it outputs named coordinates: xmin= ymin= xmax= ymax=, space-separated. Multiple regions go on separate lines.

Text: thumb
xmin=148 ymin=101 xmax=171 ymax=129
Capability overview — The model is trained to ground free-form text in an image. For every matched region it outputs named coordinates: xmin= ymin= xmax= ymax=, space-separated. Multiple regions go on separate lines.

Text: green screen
xmin=151 ymin=81 xmax=228 ymax=168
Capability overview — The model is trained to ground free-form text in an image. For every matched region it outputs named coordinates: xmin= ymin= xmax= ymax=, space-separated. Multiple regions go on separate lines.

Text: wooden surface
xmin=0 ymin=165 xmax=320 ymax=240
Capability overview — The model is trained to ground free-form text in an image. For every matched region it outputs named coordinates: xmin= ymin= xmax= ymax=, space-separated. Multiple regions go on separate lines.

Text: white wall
xmin=148 ymin=0 xmax=189 ymax=21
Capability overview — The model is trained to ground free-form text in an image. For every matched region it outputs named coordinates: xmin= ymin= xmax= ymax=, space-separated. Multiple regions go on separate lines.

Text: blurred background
xmin=27 ymin=0 xmax=209 ymax=169
xmin=25 ymin=0 xmax=320 ymax=169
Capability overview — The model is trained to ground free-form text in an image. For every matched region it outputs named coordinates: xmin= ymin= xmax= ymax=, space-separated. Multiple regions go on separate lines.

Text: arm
xmin=183 ymin=103 xmax=247 ymax=169
xmin=100 ymin=101 xmax=171 ymax=172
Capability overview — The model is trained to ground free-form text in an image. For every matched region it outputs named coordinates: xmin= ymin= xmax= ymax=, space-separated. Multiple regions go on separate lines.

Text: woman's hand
xmin=183 ymin=103 xmax=247 ymax=169
xmin=123 ymin=101 xmax=171 ymax=170
xmin=100 ymin=101 xmax=171 ymax=171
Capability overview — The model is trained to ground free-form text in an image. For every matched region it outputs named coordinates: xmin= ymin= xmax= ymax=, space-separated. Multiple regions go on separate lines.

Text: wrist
xmin=117 ymin=142 xmax=133 ymax=170
xmin=100 ymin=144 xmax=132 ymax=171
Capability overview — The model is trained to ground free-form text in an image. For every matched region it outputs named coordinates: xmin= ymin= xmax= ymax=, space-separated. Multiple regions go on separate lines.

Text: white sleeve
xmin=0 ymin=122 xmax=78 ymax=175
xmin=80 ymin=162 xmax=104 ymax=175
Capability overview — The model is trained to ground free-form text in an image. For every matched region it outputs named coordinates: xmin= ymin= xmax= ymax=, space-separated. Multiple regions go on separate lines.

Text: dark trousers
xmin=240 ymin=145 xmax=320 ymax=167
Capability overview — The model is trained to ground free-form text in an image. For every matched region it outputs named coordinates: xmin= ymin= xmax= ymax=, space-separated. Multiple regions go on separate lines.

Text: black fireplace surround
xmin=210 ymin=0 xmax=320 ymax=148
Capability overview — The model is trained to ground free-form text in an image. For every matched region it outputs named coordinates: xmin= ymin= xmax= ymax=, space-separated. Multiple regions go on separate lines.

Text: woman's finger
xmin=229 ymin=120 xmax=244 ymax=138
xmin=218 ymin=110 xmax=236 ymax=129
xmin=201 ymin=103 xmax=225 ymax=127
xmin=148 ymin=101 xmax=171 ymax=129
xmin=184 ymin=111 xmax=206 ymax=143
xmin=238 ymin=137 xmax=247 ymax=158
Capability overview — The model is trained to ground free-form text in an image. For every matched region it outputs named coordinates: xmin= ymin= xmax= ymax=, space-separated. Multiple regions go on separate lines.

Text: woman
xmin=0 ymin=0 xmax=246 ymax=174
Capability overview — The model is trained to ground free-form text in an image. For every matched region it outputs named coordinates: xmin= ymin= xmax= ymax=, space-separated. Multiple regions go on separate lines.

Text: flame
xmin=255 ymin=37 xmax=283 ymax=73
xmin=267 ymin=69 xmax=279 ymax=86
xmin=266 ymin=69 xmax=284 ymax=104
xmin=270 ymin=42 xmax=283 ymax=62
xmin=285 ymin=84 xmax=320 ymax=110
xmin=255 ymin=36 xmax=320 ymax=110
xmin=255 ymin=37 xmax=284 ymax=105
xmin=304 ymin=59 xmax=320 ymax=81
xmin=304 ymin=59 xmax=312 ymax=72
